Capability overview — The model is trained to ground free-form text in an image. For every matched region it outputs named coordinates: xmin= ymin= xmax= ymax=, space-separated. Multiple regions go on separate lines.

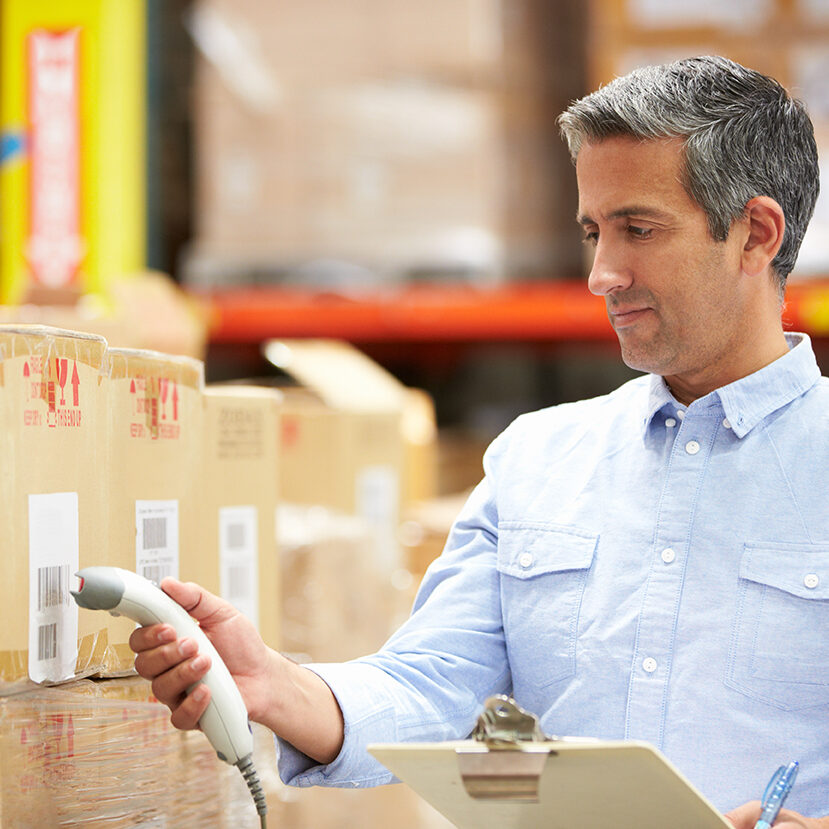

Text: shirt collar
xmin=641 ymin=332 xmax=821 ymax=438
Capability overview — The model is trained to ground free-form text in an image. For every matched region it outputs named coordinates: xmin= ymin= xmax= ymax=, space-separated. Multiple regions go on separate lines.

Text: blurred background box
xmin=182 ymin=0 xmax=585 ymax=288
xmin=200 ymin=384 xmax=282 ymax=650
xmin=0 ymin=271 xmax=209 ymax=361
xmin=400 ymin=491 xmax=474 ymax=581
xmin=266 ymin=338 xmax=411 ymax=570
xmin=278 ymin=505 xmax=414 ymax=664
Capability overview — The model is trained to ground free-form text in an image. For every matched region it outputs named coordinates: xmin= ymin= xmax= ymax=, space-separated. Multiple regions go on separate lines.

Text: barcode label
xmin=37 ymin=564 xmax=70 ymax=611
xmin=140 ymin=564 xmax=162 ymax=586
xmin=38 ymin=623 xmax=58 ymax=661
xmin=28 ymin=492 xmax=79 ymax=683
xmin=357 ymin=465 xmax=400 ymax=570
xmin=219 ymin=506 xmax=258 ymax=628
xmin=225 ymin=522 xmax=247 ymax=551
xmin=225 ymin=565 xmax=251 ymax=602
xmin=136 ymin=500 xmax=179 ymax=584
xmin=142 ymin=517 xmax=167 ymax=550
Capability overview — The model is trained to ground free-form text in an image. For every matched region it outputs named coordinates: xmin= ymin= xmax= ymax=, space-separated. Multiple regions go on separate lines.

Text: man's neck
xmin=664 ymin=328 xmax=790 ymax=406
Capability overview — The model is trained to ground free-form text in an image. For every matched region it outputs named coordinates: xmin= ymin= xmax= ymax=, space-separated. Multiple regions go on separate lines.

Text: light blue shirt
xmin=278 ymin=333 xmax=829 ymax=817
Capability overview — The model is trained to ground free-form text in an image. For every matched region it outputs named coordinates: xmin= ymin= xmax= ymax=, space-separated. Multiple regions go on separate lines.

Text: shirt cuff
xmin=275 ymin=661 xmax=400 ymax=788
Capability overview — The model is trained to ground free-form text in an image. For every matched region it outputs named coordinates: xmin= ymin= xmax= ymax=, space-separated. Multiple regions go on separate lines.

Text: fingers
xmin=169 ymin=682 xmax=212 ymax=731
xmin=129 ymin=622 xmax=176 ymax=654
xmin=722 ymin=801 xmax=762 ymax=829
xmin=159 ymin=578 xmax=237 ymax=627
xmin=132 ymin=634 xmax=213 ymax=729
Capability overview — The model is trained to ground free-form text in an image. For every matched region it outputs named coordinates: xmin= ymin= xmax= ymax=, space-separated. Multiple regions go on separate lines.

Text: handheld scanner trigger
xmin=71 ymin=567 xmax=127 ymax=613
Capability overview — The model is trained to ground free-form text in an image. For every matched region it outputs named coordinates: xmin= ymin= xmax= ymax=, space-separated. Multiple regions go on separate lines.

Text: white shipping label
xmin=356 ymin=464 xmax=400 ymax=570
xmin=28 ymin=492 xmax=79 ymax=683
xmin=219 ymin=506 xmax=258 ymax=628
xmin=136 ymin=500 xmax=179 ymax=585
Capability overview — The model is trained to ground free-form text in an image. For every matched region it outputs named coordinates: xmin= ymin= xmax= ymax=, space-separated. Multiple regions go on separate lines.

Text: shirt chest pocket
xmin=497 ymin=523 xmax=597 ymax=690
xmin=726 ymin=542 xmax=829 ymax=710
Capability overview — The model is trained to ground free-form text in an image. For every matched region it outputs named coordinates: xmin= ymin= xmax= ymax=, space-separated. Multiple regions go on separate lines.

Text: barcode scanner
xmin=71 ymin=566 xmax=268 ymax=827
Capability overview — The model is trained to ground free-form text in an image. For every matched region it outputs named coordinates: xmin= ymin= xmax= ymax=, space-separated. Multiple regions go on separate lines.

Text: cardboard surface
xmin=0 ymin=325 xmax=108 ymax=685
xmin=200 ymin=384 xmax=282 ymax=649
xmin=267 ymin=340 xmax=406 ymax=569
xmin=100 ymin=347 xmax=204 ymax=673
xmin=369 ymin=740 xmax=732 ymax=829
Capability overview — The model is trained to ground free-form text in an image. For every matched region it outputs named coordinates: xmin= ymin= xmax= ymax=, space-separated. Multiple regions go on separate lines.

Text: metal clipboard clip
xmin=456 ymin=695 xmax=556 ymax=802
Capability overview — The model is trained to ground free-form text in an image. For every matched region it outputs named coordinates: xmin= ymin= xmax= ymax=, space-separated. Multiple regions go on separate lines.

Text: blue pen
xmin=754 ymin=761 xmax=799 ymax=829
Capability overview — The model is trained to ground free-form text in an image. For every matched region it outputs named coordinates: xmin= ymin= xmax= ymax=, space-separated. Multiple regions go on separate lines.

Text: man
xmin=132 ymin=57 xmax=828 ymax=826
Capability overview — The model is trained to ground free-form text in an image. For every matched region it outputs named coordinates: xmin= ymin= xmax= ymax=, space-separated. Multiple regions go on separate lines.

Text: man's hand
xmin=129 ymin=578 xmax=344 ymax=764
xmin=724 ymin=801 xmax=829 ymax=828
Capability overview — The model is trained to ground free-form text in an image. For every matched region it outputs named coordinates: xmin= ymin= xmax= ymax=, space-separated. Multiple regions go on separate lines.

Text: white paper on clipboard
xmin=369 ymin=738 xmax=732 ymax=829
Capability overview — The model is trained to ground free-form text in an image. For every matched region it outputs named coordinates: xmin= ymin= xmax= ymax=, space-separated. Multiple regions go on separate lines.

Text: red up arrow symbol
xmin=71 ymin=361 xmax=80 ymax=406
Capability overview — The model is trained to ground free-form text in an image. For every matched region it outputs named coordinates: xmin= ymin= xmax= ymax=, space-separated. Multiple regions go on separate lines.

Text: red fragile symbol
xmin=159 ymin=378 xmax=168 ymax=419
xmin=55 ymin=358 xmax=68 ymax=405
xmin=171 ymin=382 xmax=179 ymax=421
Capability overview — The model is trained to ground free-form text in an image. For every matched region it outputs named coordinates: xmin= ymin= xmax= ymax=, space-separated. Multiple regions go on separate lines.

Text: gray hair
xmin=558 ymin=56 xmax=819 ymax=291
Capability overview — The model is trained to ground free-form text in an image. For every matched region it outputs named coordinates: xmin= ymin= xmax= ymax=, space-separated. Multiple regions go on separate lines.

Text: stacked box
xmin=200 ymin=385 xmax=282 ymax=649
xmin=278 ymin=505 xmax=412 ymax=663
xmin=96 ymin=347 xmax=204 ymax=674
xmin=268 ymin=339 xmax=407 ymax=572
xmin=0 ymin=680 xmax=250 ymax=827
xmin=0 ymin=325 xmax=110 ymax=687
xmin=0 ymin=678 xmax=451 ymax=828
xmin=183 ymin=0 xmax=585 ymax=285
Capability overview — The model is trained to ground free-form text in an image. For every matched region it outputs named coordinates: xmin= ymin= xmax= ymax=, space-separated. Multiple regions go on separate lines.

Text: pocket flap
xmin=497 ymin=522 xmax=598 ymax=579
xmin=740 ymin=542 xmax=829 ymax=600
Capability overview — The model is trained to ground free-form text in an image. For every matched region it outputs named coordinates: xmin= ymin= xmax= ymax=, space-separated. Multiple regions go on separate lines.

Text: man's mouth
xmin=609 ymin=306 xmax=652 ymax=327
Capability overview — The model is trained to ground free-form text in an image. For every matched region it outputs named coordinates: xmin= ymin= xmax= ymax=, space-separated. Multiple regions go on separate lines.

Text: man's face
xmin=576 ymin=136 xmax=749 ymax=392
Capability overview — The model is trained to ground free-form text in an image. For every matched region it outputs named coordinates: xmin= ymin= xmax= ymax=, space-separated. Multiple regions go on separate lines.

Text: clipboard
xmin=368 ymin=697 xmax=731 ymax=829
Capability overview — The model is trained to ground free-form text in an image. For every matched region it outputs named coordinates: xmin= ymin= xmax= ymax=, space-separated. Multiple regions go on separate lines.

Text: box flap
xmin=263 ymin=339 xmax=405 ymax=413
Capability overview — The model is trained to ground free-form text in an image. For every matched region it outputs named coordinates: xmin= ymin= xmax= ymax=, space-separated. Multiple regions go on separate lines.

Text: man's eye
xmin=582 ymin=231 xmax=599 ymax=246
xmin=628 ymin=225 xmax=652 ymax=239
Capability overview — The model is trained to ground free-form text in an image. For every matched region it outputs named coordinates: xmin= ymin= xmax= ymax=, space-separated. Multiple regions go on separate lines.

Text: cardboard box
xmin=401 ymin=387 xmax=439 ymax=507
xmin=98 ymin=347 xmax=204 ymax=674
xmin=0 ymin=681 xmax=235 ymax=827
xmin=200 ymin=385 xmax=282 ymax=649
xmin=0 ymin=325 xmax=109 ymax=688
xmin=267 ymin=339 xmax=407 ymax=570
xmin=278 ymin=505 xmax=413 ymax=663
xmin=183 ymin=0 xmax=584 ymax=285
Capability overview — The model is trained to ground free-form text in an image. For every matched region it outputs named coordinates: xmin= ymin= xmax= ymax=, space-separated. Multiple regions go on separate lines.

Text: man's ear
xmin=741 ymin=196 xmax=785 ymax=277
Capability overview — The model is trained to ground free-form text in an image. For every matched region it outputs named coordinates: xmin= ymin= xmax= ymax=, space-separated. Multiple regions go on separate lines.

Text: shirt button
xmin=685 ymin=440 xmax=700 ymax=455
xmin=804 ymin=573 xmax=820 ymax=589
xmin=676 ymin=410 xmax=685 ymax=420
xmin=665 ymin=417 xmax=677 ymax=428
xmin=661 ymin=547 xmax=676 ymax=564
xmin=518 ymin=553 xmax=533 ymax=569
xmin=642 ymin=657 xmax=658 ymax=673
xmin=723 ymin=418 xmax=732 ymax=430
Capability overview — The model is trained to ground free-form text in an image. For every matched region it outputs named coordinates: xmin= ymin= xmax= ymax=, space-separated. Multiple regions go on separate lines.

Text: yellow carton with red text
xmin=0 ymin=0 xmax=146 ymax=303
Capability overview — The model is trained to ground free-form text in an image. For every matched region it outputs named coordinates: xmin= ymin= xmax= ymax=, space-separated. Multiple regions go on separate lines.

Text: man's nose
xmin=587 ymin=242 xmax=633 ymax=296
